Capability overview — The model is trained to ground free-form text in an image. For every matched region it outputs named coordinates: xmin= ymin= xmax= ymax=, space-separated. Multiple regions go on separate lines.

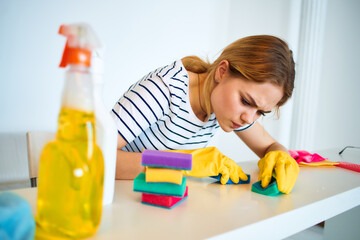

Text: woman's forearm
xmin=115 ymin=150 xmax=144 ymax=180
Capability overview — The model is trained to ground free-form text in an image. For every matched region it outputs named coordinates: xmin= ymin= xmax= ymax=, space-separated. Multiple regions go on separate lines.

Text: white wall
xmin=0 ymin=0 xmax=233 ymax=183
xmin=3 ymin=0 xmax=358 ymax=184
xmin=0 ymin=0 xmax=295 ymax=161
xmin=0 ymin=0 xmax=232 ymax=133
xmin=313 ymin=0 xmax=360 ymax=150
xmin=2 ymin=0 xmax=336 ymax=183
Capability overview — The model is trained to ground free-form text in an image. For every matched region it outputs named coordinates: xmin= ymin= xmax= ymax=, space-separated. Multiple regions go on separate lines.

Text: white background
xmin=0 ymin=0 xmax=359 ymax=183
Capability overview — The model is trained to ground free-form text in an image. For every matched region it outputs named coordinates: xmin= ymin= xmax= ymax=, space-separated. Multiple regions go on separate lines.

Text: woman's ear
xmin=215 ymin=60 xmax=230 ymax=83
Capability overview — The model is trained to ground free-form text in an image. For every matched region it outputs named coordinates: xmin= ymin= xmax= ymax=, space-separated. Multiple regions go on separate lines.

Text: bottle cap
xmin=58 ymin=24 xmax=101 ymax=68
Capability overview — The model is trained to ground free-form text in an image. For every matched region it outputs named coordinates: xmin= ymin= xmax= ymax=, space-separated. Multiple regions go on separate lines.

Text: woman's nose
xmin=240 ymin=109 xmax=257 ymax=125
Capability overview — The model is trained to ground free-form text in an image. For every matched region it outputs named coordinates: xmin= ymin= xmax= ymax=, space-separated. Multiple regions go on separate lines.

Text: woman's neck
xmin=188 ymin=71 xmax=208 ymax=122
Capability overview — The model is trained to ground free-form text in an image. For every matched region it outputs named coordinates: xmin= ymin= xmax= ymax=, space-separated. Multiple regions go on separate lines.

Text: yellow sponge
xmin=145 ymin=167 xmax=183 ymax=185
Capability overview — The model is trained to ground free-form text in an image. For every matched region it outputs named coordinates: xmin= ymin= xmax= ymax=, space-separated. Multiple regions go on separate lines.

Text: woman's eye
xmin=257 ymin=111 xmax=266 ymax=116
xmin=241 ymin=97 xmax=265 ymax=116
xmin=241 ymin=97 xmax=250 ymax=106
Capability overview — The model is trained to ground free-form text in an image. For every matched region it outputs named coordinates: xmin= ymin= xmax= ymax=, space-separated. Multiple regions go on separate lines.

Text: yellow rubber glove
xmin=165 ymin=147 xmax=248 ymax=185
xmin=258 ymin=151 xmax=299 ymax=194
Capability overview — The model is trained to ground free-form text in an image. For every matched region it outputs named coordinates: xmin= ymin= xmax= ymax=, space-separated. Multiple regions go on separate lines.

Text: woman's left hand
xmin=257 ymin=151 xmax=299 ymax=194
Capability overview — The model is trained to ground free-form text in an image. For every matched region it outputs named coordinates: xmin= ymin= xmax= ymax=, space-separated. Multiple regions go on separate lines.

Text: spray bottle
xmin=36 ymin=23 xmax=104 ymax=239
xmin=91 ymin=50 xmax=117 ymax=206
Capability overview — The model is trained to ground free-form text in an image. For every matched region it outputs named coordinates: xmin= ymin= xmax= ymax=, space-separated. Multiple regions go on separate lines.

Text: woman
xmin=111 ymin=35 xmax=299 ymax=194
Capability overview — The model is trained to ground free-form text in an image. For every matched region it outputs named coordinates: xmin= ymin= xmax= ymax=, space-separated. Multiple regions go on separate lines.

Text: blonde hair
xmin=182 ymin=35 xmax=295 ymax=117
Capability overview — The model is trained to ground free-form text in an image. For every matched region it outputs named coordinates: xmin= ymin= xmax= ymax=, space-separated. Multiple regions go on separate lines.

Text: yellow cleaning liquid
xmin=36 ymin=107 xmax=104 ymax=239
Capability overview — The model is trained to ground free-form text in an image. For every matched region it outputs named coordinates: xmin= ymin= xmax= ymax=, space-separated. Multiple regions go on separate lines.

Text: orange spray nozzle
xmin=58 ymin=23 xmax=101 ymax=68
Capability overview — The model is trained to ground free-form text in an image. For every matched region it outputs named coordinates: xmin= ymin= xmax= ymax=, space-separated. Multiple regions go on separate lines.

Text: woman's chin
xmin=218 ymin=123 xmax=233 ymax=133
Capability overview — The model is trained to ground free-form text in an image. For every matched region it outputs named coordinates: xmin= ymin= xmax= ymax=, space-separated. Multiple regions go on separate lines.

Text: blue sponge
xmin=0 ymin=192 xmax=35 ymax=240
xmin=211 ymin=174 xmax=251 ymax=184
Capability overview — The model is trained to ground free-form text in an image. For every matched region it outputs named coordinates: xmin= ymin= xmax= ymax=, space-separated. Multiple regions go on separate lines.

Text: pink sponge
xmin=141 ymin=186 xmax=188 ymax=209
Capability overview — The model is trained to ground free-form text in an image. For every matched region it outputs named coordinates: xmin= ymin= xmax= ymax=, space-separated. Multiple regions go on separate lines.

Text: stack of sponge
xmin=133 ymin=150 xmax=192 ymax=209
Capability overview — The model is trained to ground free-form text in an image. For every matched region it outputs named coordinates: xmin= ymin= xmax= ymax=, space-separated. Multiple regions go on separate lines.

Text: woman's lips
xmin=232 ymin=122 xmax=243 ymax=129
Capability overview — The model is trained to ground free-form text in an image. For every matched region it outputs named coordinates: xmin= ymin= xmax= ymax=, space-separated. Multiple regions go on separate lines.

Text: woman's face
xmin=211 ymin=64 xmax=283 ymax=132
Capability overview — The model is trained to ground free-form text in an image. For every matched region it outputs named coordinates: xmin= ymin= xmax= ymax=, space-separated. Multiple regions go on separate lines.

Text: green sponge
xmin=133 ymin=173 xmax=186 ymax=197
xmin=251 ymin=177 xmax=283 ymax=196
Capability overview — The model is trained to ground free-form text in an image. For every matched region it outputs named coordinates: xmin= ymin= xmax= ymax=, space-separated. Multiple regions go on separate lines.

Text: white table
xmin=10 ymin=148 xmax=360 ymax=239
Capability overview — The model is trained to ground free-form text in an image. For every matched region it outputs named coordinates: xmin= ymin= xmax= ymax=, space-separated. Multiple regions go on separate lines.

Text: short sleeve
xmin=233 ymin=121 xmax=255 ymax=132
xmin=111 ymin=75 xmax=171 ymax=144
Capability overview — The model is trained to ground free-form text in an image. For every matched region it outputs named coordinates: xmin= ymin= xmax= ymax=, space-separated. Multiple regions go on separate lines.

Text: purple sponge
xmin=141 ymin=150 xmax=192 ymax=170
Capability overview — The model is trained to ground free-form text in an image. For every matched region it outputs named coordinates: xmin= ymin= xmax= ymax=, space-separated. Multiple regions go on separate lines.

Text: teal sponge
xmin=251 ymin=177 xmax=283 ymax=196
xmin=133 ymin=173 xmax=186 ymax=197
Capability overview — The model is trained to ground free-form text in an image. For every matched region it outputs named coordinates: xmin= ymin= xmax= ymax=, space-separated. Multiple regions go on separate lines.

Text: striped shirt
xmin=111 ymin=60 xmax=253 ymax=152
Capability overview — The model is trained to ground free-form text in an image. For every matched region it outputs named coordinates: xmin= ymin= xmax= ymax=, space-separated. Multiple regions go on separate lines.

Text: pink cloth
xmin=289 ymin=150 xmax=327 ymax=164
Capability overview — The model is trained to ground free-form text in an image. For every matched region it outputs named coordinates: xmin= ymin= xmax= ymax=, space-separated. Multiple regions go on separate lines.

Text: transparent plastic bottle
xmin=36 ymin=24 xmax=104 ymax=239
xmin=91 ymin=51 xmax=117 ymax=206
